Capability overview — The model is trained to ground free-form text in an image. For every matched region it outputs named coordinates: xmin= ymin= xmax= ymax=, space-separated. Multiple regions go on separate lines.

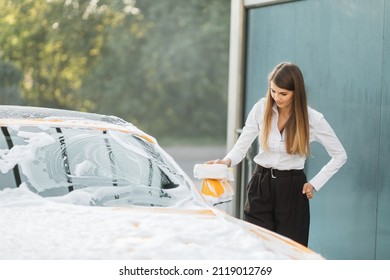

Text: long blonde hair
xmin=260 ymin=62 xmax=310 ymax=156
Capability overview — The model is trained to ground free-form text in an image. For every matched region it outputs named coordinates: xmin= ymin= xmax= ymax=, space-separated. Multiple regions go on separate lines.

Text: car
xmin=0 ymin=105 xmax=323 ymax=260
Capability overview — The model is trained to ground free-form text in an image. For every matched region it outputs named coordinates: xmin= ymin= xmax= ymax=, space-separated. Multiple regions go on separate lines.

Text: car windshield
xmin=0 ymin=124 xmax=193 ymax=207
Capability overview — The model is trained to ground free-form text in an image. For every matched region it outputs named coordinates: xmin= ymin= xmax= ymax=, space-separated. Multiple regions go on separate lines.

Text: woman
xmin=208 ymin=62 xmax=347 ymax=246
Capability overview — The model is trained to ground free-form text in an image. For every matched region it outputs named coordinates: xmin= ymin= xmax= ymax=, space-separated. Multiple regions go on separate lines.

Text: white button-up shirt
xmin=224 ymin=98 xmax=347 ymax=191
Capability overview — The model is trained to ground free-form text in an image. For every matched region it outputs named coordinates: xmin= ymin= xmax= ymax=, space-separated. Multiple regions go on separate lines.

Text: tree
xmin=80 ymin=0 xmax=230 ymax=143
xmin=0 ymin=0 xmax=136 ymax=109
xmin=0 ymin=60 xmax=23 ymax=105
xmin=0 ymin=0 xmax=230 ymax=144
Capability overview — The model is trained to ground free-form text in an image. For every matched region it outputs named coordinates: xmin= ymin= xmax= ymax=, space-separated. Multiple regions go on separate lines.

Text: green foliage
xmin=0 ymin=0 xmax=130 ymax=109
xmin=0 ymin=0 xmax=230 ymax=144
xmin=0 ymin=60 xmax=23 ymax=104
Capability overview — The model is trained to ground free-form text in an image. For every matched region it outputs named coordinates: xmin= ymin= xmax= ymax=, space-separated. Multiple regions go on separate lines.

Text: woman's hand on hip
xmin=302 ymin=182 xmax=315 ymax=199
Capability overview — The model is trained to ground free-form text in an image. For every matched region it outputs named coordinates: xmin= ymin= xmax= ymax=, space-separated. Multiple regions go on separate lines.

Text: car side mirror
xmin=193 ymin=164 xmax=234 ymax=206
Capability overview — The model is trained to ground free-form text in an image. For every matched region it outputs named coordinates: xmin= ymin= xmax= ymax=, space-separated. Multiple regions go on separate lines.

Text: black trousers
xmin=244 ymin=165 xmax=310 ymax=246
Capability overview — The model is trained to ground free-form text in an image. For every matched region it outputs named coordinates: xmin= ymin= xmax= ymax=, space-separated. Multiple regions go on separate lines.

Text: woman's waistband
xmin=255 ymin=165 xmax=304 ymax=178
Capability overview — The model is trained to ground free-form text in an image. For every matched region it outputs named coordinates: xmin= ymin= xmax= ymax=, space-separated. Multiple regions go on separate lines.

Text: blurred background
xmin=0 ymin=0 xmax=230 ymax=182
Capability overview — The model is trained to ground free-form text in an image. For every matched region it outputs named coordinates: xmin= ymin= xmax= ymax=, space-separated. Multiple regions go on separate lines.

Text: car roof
xmin=0 ymin=105 xmax=123 ymax=124
xmin=0 ymin=105 xmax=155 ymax=142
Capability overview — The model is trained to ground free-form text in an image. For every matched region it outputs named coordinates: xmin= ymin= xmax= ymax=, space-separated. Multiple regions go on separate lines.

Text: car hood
xmin=0 ymin=185 xmax=322 ymax=260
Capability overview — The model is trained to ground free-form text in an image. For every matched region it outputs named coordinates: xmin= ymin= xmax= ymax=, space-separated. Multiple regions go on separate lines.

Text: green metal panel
xmin=377 ymin=0 xmax=390 ymax=260
xmin=244 ymin=0 xmax=387 ymax=259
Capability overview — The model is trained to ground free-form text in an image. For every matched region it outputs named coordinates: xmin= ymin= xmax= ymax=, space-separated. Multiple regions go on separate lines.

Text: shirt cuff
xmin=309 ymin=173 xmax=328 ymax=192
xmin=223 ymin=150 xmax=244 ymax=167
